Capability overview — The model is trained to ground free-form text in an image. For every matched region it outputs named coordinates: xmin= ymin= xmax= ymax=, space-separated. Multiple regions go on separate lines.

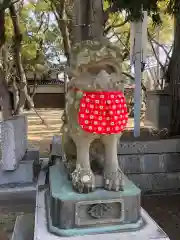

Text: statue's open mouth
xmin=77 ymin=89 xmax=128 ymax=134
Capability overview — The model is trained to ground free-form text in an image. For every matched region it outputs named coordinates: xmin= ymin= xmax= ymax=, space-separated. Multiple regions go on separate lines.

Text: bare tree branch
xmin=51 ymin=0 xmax=71 ymax=64
xmin=122 ymin=72 xmax=146 ymax=92
xmin=104 ymin=17 xmax=129 ymax=35
xmin=148 ymin=31 xmax=171 ymax=61
xmin=148 ymin=31 xmax=166 ymax=75
xmin=9 ymin=3 xmax=34 ymax=114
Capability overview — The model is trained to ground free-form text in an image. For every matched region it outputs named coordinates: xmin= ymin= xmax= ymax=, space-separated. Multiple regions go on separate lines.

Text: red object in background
xmin=78 ymin=91 xmax=128 ymax=134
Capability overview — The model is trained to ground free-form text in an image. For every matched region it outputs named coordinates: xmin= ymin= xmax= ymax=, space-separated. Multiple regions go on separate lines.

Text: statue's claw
xmin=104 ymin=169 xmax=123 ymax=192
xmin=72 ymin=167 xmax=95 ymax=193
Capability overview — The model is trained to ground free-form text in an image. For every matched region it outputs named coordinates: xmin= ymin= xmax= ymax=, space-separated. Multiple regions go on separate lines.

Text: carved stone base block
xmin=32 ymin=170 xmax=170 ymax=240
xmin=45 ymin=163 xmax=142 ymax=236
xmin=1 ymin=115 xmax=28 ymax=171
xmin=0 ymin=149 xmax=38 ymax=186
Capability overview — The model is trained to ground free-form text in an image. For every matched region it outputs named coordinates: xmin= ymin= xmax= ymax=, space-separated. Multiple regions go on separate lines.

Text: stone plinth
xmin=31 ymin=170 xmax=170 ymax=240
xmin=45 ymin=163 xmax=142 ymax=236
xmin=0 ymin=149 xmax=38 ymax=186
xmin=1 ymin=115 xmax=28 ymax=171
xmin=145 ymin=90 xmax=170 ymax=129
xmin=0 ymin=149 xmax=39 ymax=201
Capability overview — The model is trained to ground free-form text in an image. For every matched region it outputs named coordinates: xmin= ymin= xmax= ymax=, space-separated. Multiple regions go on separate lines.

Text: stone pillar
xmin=145 ymin=90 xmax=170 ymax=129
xmin=1 ymin=115 xmax=28 ymax=171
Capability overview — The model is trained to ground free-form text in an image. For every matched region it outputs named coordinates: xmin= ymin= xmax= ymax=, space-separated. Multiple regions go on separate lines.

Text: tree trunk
xmin=12 ymin=78 xmax=19 ymax=112
xmin=0 ymin=10 xmax=5 ymax=48
xmin=72 ymin=0 xmax=104 ymax=44
xmin=0 ymin=10 xmax=12 ymax=120
xmin=9 ymin=3 xmax=34 ymax=114
xmin=167 ymin=0 xmax=180 ymax=135
xmin=0 ymin=69 xmax=12 ymax=120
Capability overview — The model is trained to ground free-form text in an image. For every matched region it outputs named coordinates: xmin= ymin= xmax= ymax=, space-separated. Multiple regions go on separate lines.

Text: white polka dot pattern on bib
xmin=78 ymin=91 xmax=128 ymax=134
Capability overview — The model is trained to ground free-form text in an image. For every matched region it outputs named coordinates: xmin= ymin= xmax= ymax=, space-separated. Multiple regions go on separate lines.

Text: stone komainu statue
xmin=62 ymin=40 xmax=128 ymax=193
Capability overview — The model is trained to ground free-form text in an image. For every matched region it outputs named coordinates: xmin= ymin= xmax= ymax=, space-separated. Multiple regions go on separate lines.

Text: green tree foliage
xmin=5 ymin=0 xmax=63 ymax=74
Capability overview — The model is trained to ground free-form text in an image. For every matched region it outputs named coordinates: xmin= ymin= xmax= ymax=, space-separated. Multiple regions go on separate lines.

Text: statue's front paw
xmin=72 ymin=167 xmax=95 ymax=193
xmin=104 ymin=169 xmax=123 ymax=192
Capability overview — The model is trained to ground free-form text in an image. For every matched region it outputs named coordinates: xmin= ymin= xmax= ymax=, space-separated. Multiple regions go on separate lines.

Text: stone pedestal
xmin=0 ymin=149 xmax=39 ymax=186
xmin=145 ymin=90 xmax=170 ymax=129
xmin=1 ymin=115 xmax=28 ymax=171
xmin=10 ymin=161 xmax=170 ymax=240
xmin=46 ymin=163 xmax=142 ymax=236
xmin=31 ymin=170 xmax=170 ymax=240
xmin=0 ymin=149 xmax=39 ymax=201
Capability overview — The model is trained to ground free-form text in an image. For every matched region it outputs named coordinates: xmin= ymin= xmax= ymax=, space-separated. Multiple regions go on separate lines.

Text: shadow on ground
xmin=142 ymin=194 xmax=180 ymax=240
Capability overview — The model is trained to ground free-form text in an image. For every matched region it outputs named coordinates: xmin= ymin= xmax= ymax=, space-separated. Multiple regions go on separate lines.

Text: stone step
xmin=118 ymin=139 xmax=180 ymax=155
xmin=128 ymin=172 xmax=180 ymax=193
xmin=118 ymin=153 xmax=180 ymax=174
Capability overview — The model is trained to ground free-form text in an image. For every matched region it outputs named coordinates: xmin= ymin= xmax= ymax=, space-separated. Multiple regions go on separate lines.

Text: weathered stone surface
xmin=118 ymin=153 xmax=180 ymax=174
xmin=144 ymin=90 xmax=170 ymax=129
xmin=51 ymin=136 xmax=62 ymax=157
xmin=34 ymin=179 xmax=170 ymax=239
xmin=63 ymin=41 xmax=127 ymax=193
xmin=46 ymin=163 xmax=141 ymax=234
xmin=49 ymin=135 xmax=180 ymax=192
xmin=128 ymin=172 xmax=180 ymax=192
xmin=11 ymin=214 xmax=34 ymax=240
xmin=0 ymin=161 xmax=33 ymax=186
xmin=0 ymin=149 xmax=39 ymax=186
xmin=1 ymin=116 xmax=28 ymax=171
xmin=118 ymin=139 xmax=180 ymax=155
xmin=22 ymin=149 xmax=40 ymax=164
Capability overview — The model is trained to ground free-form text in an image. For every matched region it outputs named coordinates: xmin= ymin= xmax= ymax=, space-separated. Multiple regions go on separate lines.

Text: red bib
xmin=78 ymin=91 xmax=128 ymax=134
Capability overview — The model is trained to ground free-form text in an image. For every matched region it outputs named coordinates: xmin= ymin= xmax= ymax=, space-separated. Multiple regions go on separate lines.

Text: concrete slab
xmin=11 ymin=214 xmax=34 ymax=240
xmin=0 ymin=157 xmax=44 ymax=202
xmin=0 ymin=161 xmax=33 ymax=185
xmin=0 ymin=185 xmax=36 ymax=201
xmin=0 ymin=149 xmax=40 ymax=186
xmin=22 ymin=149 xmax=39 ymax=164
xmin=33 ymin=171 xmax=170 ymax=240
